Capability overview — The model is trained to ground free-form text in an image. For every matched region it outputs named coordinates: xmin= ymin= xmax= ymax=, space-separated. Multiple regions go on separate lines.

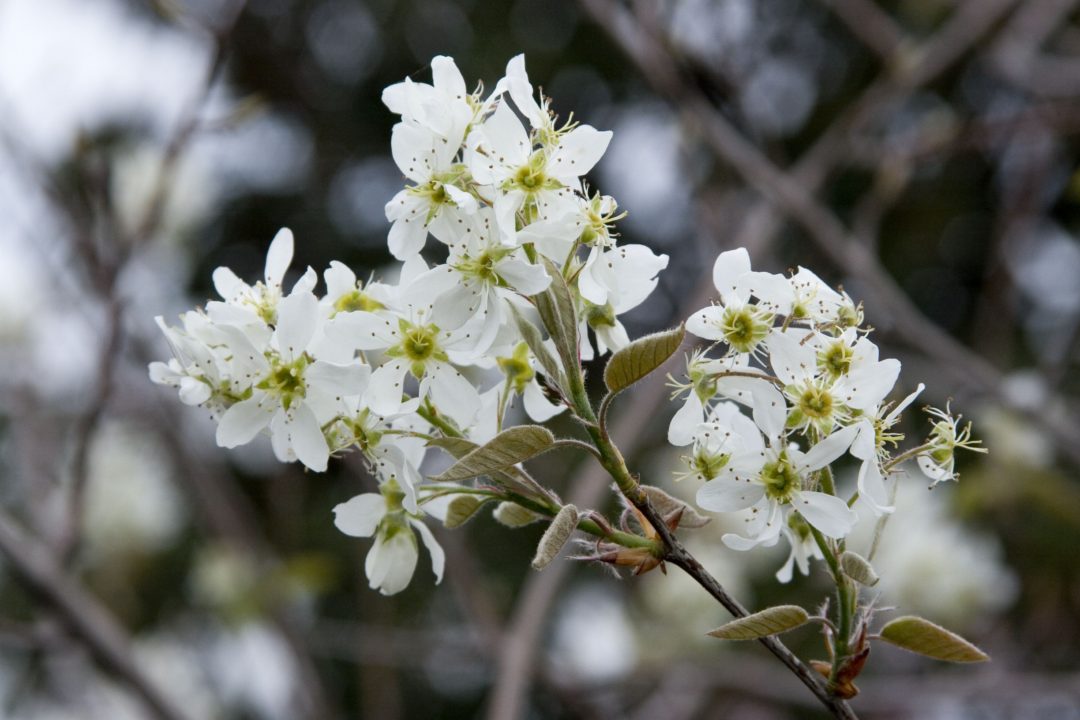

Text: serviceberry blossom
xmin=151 ymin=52 xmax=985 ymax=611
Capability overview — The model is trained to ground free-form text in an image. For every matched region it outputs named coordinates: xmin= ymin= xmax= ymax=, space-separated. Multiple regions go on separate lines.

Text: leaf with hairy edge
xmin=641 ymin=484 xmax=710 ymax=529
xmin=879 ymin=616 xmax=989 ymax=663
xmin=426 ymin=436 xmax=522 ymax=490
xmin=707 ymin=605 xmax=810 ymax=640
xmin=426 ymin=436 xmax=479 ymax=459
xmin=531 ymin=504 xmax=579 ymax=569
xmin=534 ymin=257 xmax=579 ymax=372
xmin=509 ymin=303 xmax=565 ymax=389
xmin=432 ymin=426 xmax=556 ymax=482
xmin=444 ymin=495 xmax=491 ymax=529
xmin=604 ymin=324 xmax=686 ymax=394
xmin=840 ymin=550 xmax=879 ymax=587
xmin=493 ymin=501 xmax=542 ymax=528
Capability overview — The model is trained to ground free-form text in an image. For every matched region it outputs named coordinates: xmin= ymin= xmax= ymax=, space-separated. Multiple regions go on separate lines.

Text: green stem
xmin=810 ymin=525 xmax=855 ymax=683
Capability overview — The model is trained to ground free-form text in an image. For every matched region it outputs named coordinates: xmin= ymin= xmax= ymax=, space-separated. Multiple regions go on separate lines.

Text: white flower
xmin=385 ymin=121 xmax=478 ymax=260
xmin=214 ymin=287 xmax=369 ymax=471
xmin=382 ymin=55 xmax=474 ymax=148
xmin=686 ymin=248 xmax=792 ymax=357
xmin=467 ymin=98 xmax=611 ymax=245
xmin=849 ymin=383 xmax=924 ymax=516
xmin=695 ymin=386 xmax=858 ymax=548
xmin=333 ymin=484 xmax=445 ymax=596
xmin=775 ymin=510 xmax=824 ymax=583
xmin=326 ymin=310 xmax=480 ymax=427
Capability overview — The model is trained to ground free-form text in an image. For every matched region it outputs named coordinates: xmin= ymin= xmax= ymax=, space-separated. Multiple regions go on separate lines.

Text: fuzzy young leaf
xmin=840 ymin=550 xmax=880 ymax=587
xmin=444 ymin=495 xmax=490 ymax=529
xmin=604 ymin=324 xmax=686 ymax=394
xmin=509 ymin=303 xmax=565 ymax=389
xmin=493 ymin=501 xmax=542 ymax=528
xmin=879 ymin=616 xmax=989 ymax=663
xmin=641 ymin=484 xmax=710 ymax=529
xmin=534 ymin=257 xmax=579 ymax=373
xmin=432 ymin=426 xmax=556 ymax=482
xmin=707 ymin=605 xmax=810 ymax=641
xmin=531 ymin=504 xmax=579 ymax=569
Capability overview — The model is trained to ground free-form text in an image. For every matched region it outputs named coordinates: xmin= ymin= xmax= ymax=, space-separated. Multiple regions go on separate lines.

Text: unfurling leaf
xmin=534 ymin=258 xmax=579 ymax=374
xmin=509 ymin=304 xmax=565 ymax=389
xmin=604 ymin=324 xmax=685 ymax=394
xmin=432 ymin=426 xmax=555 ymax=482
xmin=493 ymin=501 xmax=542 ymax=528
xmin=878 ymin=616 xmax=989 ymax=663
xmin=444 ymin=495 xmax=490 ymax=529
xmin=531 ymin=504 xmax=579 ymax=570
xmin=840 ymin=550 xmax=880 ymax=587
xmin=641 ymin=484 xmax=710 ymax=529
xmin=708 ymin=605 xmax=810 ymax=640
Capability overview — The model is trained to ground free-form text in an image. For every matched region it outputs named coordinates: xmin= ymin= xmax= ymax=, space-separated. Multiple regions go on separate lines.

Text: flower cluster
xmin=151 ymin=55 xmax=667 ymax=594
xmin=668 ymin=249 xmax=984 ymax=580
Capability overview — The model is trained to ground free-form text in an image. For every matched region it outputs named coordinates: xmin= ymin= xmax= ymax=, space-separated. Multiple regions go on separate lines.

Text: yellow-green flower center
xmin=720 ymin=306 xmax=771 ymax=354
xmin=761 ymin=453 xmax=801 ymax=502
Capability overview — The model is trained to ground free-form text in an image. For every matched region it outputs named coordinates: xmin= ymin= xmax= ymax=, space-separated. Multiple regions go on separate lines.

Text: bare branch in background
xmin=0 ymin=509 xmax=192 ymax=720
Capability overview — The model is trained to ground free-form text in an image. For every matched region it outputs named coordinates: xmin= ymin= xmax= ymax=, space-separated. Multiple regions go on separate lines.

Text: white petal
xmin=685 ymin=305 xmax=726 ymax=341
xmin=364 ymin=360 xmax=410 ymax=416
xmin=712 ymin=248 xmax=751 ymax=303
xmin=792 ymin=491 xmax=856 ymax=538
xmin=750 ymin=384 xmax=787 ymax=441
xmin=212 ymin=266 xmax=246 ymax=302
xmin=410 ymin=519 xmax=446 ymax=584
xmin=523 ymin=379 xmax=564 ymax=422
xmin=216 ymin=396 xmax=274 ymax=448
xmin=264 ymin=228 xmax=294 ymax=289
xmin=857 ymin=460 xmax=894 ymax=516
xmin=366 ymin=531 xmax=418 ymax=596
xmin=765 ymin=330 xmax=816 ymax=386
xmin=668 ymin=392 xmax=705 ymax=446
xmin=178 ymin=376 xmax=212 ymax=405
xmin=839 ymin=358 xmax=901 ymax=411
xmin=324 ymin=260 xmax=357 ymax=300
xmin=388 ymin=216 xmax=428 ymax=261
xmin=427 ymin=361 xmax=480 ymax=427
xmin=548 ymin=125 xmax=612 ymax=184
xmin=333 ymin=494 xmax=385 ymax=538
xmin=327 ymin=311 xmax=398 ymax=351
xmin=849 ymin=419 xmax=876 ymax=461
xmin=885 ymin=383 xmax=924 ymax=423
xmin=696 ymin=478 xmax=765 ymax=513
xmin=800 ymin=423 xmax=858 ymax=471
xmin=285 ymin=403 xmax=330 ymax=472
xmin=497 ymin=258 xmax=551 ymax=296
xmin=275 ymin=290 xmax=319 ymax=361
xmin=431 ymin=55 xmax=466 ymax=102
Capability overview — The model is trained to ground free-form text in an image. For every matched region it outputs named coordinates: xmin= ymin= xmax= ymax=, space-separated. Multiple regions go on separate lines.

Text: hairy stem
xmin=566 ymin=355 xmax=856 ymax=718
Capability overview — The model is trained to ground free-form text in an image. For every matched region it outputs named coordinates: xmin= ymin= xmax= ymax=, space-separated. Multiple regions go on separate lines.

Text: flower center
xmin=818 ymin=340 xmax=853 ymax=380
xmin=334 ymin=289 xmax=385 ymax=314
xmin=761 ymin=453 xmax=801 ymax=502
xmin=720 ymin=306 xmax=771 ymax=354
xmin=257 ymin=355 xmax=308 ymax=410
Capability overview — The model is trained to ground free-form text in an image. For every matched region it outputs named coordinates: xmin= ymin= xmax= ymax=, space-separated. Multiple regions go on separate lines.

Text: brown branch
xmin=0 ymin=508 xmax=192 ymax=720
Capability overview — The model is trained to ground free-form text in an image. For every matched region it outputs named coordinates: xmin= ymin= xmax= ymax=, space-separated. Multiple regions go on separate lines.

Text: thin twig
xmin=0 ymin=508 xmax=192 ymax=720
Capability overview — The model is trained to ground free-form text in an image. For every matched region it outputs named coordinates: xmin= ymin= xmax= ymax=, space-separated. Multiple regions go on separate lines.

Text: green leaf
xmin=509 ymin=303 xmax=565 ymax=389
xmin=534 ymin=257 xmax=579 ymax=374
xmin=641 ymin=484 xmax=710 ymax=529
xmin=879 ymin=616 xmax=989 ymax=663
xmin=426 ymin=436 xmax=480 ymax=459
xmin=707 ymin=605 xmax=810 ymax=640
xmin=531 ymin=504 xmax=579 ymax=569
xmin=493 ymin=501 xmax=542 ymax=528
xmin=432 ymin=425 xmax=556 ymax=482
xmin=604 ymin=324 xmax=686 ymax=394
xmin=444 ymin=495 xmax=491 ymax=529
xmin=840 ymin=550 xmax=879 ymax=587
